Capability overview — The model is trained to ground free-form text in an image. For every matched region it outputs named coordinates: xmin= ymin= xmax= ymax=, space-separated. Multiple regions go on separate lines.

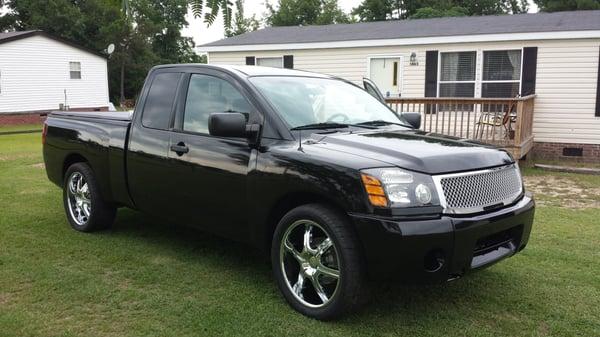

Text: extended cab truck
xmin=43 ymin=65 xmax=534 ymax=320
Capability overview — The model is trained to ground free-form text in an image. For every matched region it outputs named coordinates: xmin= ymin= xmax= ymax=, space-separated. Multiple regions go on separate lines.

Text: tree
xmin=351 ymin=0 xmax=393 ymax=21
xmin=266 ymin=0 xmax=351 ymax=26
xmin=351 ymin=0 xmax=528 ymax=22
xmin=411 ymin=6 xmax=468 ymax=18
xmin=534 ymin=0 xmax=599 ymax=11
xmin=189 ymin=0 xmax=234 ymax=27
xmin=225 ymin=0 xmax=260 ymax=37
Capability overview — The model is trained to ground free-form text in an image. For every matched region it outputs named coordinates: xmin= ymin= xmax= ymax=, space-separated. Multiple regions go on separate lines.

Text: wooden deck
xmin=385 ymin=95 xmax=536 ymax=159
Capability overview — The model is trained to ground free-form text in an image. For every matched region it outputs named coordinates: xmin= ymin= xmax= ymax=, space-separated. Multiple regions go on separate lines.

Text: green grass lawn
xmin=1 ymin=131 xmax=599 ymax=337
xmin=0 ymin=123 xmax=43 ymax=134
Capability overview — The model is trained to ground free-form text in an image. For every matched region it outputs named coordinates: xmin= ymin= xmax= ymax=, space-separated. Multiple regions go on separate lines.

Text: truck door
xmin=363 ymin=78 xmax=387 ymax=103
xmin=167 ymin=70 xmax=259 ymax=241
xmin=127 ymin=71 xmax=183 ymax=217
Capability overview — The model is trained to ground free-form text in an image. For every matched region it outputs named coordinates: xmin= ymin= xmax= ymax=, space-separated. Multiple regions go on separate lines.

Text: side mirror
xmin=402 ymin=112 xmax=421 ymax=129
xmin=208 ymin=112 xmax=260 ymax=142
xmin=209 ymin=112 xmax=248 ymax=138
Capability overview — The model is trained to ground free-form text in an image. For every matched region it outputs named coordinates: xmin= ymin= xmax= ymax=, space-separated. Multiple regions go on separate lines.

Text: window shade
xmin=69 ymin=62 xmax=81 ymax=79
xmin=483 ymin=50 xmax=521 ymax=81
xmin=440 ymin=52 xmax=476 ymax=81
xmin=257 ymin=57 xmax=283 ymax=68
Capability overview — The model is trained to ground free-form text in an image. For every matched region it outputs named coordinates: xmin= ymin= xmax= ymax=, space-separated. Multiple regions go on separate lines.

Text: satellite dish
xmin=106 ymin=43 xmax=115 ymax=55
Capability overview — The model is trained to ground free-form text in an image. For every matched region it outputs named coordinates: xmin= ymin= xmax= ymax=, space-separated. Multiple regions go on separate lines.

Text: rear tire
xmin=271 ymin=204 xmax=367 ymax=320
xmin=63 ymin=163 xmax=116 ymax=232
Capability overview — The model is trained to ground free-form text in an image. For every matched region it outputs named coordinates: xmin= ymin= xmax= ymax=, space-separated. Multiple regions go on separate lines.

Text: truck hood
xmin=310 ymin=129 xmax=514 ymax=174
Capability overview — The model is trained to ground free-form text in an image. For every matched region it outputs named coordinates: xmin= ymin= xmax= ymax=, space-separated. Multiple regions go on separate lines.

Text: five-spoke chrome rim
xmin=280 ymin=220 xmax=341 ymax=308
xmin=67 ymin=172 xmax=91 ymax=226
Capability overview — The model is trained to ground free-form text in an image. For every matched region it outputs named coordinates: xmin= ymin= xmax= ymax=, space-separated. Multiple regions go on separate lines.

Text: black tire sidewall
xmin=271 ymin=204 xmax=365 ymax=320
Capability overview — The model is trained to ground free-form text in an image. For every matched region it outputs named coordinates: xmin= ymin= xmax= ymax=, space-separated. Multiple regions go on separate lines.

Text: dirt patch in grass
xmin=0 ymin=292 xmax=11 ymax=305
xmin=29 ymin=163 xmax=45 ymax=169
xmin=0 ymin=154 xmax=38 ymax=162
xmin=524 ymin=175 xmax=600 ymax=208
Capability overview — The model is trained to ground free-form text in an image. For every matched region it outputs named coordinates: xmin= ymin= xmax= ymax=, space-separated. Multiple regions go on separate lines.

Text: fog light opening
xmin=424 ymin=249 xmax=445 ymax=273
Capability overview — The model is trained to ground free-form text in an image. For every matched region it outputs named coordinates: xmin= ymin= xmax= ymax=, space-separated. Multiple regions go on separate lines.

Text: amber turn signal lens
xmin=368 ymin=195 xmax=388 ymax=207
xmin=361 ymin=173 xmax=388 ymax=207
xmin=365 ymin=184 xmax=385 ymax=196
xmin=361 ymin=174 xmax=381 ymax=186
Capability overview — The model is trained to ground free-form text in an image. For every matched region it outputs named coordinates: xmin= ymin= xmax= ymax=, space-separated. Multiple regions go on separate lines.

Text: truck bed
xmin=43 ymin=110 xmax=133 ymax=208
xmin=50 ymin=110 xmax=133 ymax=121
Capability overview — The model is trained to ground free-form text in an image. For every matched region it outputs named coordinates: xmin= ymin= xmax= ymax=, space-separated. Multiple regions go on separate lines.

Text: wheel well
xmin=62 ymin=153 xmax=88 ymax=178
xmin=264 ymin=192 xmax=346 ymax=252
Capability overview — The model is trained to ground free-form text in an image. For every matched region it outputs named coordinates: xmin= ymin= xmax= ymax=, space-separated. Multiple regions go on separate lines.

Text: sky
xmin=183 ymin=0 xmax=539 ymax=48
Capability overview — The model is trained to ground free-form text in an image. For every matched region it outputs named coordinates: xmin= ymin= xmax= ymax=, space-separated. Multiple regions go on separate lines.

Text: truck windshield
xmin=249 ymin=76 xmax=408 ymax=129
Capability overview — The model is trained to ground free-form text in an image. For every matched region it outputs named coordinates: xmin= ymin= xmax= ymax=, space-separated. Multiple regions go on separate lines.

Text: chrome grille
xmin=434 ymin=164 xmax=522 ymax=214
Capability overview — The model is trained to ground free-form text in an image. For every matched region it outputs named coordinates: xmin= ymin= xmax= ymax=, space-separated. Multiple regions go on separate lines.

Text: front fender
xmin=247 ymin=144 xmax=369 ymax=251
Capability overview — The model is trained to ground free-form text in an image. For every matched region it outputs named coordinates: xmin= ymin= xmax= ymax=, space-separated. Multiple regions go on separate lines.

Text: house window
xmin=256 ymin=57 xmax=283 ymax=68
xmin=482 ymin=50 xmax=522 ymax=98
xmin=438 ymin=51 xmax=476 ymax=97
xmin=69 ymin=62 xmax=81 ymax=79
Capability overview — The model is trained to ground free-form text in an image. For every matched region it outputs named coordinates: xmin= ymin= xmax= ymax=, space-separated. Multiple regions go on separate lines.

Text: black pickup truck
xmin=43 ymin=64 xmax=534 ymax=320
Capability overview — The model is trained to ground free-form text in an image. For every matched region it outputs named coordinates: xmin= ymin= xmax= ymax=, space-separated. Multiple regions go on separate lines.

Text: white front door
xmin=369 ymin=57 xmax=402 ymax=98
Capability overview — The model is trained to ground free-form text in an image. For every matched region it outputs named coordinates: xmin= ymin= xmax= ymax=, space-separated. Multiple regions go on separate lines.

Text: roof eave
xmin=0 ymin=31 xmax=107 ymax=59
xmin=199 ymin=30 xmax=600 ymax=53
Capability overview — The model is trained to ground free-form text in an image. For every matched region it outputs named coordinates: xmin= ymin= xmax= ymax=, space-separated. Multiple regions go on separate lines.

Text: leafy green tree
xmin=534 ymin=0 xmax=599 ymax=11
xmin=266 ymin=0 xmax=351 ymax=26
xmin=351 ymin=0 xmax=392 ymax=21
xmin=351 ymin=0 xmax=528 ymax=22
xmin=411 ymin=6 xmax=468 ymax=18
xmin=189 ymin=0 xmax=233 ymax=27
xmin=225 ymin=0 xmax=260 ymax=37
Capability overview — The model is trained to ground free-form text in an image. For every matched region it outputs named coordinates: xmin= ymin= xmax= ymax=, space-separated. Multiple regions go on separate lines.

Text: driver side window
xmin=183 ymin=74 xmax=253 ymax=134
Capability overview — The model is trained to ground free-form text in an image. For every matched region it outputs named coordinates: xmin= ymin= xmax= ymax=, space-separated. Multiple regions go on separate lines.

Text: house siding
xmin=0 ymin=35 xmax=109 ymax=114
xmin=208 ymin=38 xmax=600 ymax=145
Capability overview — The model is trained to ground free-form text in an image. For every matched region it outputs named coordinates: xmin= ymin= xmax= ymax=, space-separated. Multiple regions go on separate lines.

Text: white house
xmin=200 ymin=10 xmax=600 ymax=163
xmin=0 ymin=30 xmax=110 ymax=115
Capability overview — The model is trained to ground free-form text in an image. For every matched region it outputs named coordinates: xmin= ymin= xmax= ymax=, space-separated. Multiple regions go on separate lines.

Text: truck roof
xmin=151 ymin=64 xmax=332 ymax=79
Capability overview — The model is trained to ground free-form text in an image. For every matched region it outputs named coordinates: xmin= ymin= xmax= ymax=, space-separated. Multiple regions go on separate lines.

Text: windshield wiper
xmin=291 ymin=122 xmax=383 ymax=131
xmin=290 ymin=122 xmax=350 ymax=131
xmin=355 ymin=120 xmax=411 ymax=128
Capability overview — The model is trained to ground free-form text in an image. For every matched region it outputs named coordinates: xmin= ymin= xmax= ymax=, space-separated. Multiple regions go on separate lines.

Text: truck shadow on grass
xmin=105 ymin=208 xmax=527 ymax=325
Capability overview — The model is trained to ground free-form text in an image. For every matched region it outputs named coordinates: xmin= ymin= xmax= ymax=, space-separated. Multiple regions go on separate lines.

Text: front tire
xmin=271 ymin=204 xmax=367 ymax=320
xmin=63 ymin=163 xmax=116 ymax=232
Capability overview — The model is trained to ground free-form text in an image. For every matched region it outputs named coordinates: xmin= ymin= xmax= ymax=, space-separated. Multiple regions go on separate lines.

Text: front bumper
xmin=349 ymin=194 xmax=535 ymax=282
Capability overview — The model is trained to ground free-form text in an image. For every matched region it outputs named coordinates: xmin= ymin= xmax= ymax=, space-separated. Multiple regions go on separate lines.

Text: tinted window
xmin=183 ymin=74 xmax=253 ymax=134
xmin=142 ymin=72 xmax=182 ymax=129
xmin=249 ymin=76 xmax=407 ymax=128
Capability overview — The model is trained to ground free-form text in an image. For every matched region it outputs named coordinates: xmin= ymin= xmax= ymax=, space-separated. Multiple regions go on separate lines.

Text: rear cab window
xmin=141 ymin=72 xmax=182 ymax=129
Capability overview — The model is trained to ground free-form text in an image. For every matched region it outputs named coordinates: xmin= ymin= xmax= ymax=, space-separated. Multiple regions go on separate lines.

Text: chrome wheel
xmin=280 ymin=220 xmax=341 ymax=308
xmin=67 ymin=172 xmax=91 ymax=226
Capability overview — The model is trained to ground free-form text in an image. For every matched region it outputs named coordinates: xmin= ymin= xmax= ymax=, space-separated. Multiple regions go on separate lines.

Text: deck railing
xmin=385 ymin=95 xmax=536 ymax=158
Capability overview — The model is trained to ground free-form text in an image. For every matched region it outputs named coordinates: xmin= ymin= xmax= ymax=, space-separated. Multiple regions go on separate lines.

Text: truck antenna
xmin=297 ymin=129 xmax=303 ymax=151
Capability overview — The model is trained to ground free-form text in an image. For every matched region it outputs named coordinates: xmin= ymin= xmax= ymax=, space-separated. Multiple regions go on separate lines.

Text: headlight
xmin=361 ymin=168 xmax=440 ymax=208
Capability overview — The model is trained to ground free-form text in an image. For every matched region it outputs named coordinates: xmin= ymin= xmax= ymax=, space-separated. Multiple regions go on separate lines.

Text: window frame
xmin=480 ymin=48 xmax=523 ymax=98
xmin=69 ymin=61 xmax=82 ymax=80
xmin=435 ymin=48 xmax=525 ymax=99
xmin=256 ymin=56 xmax=284 ymax=68
xmin=172 ymin=71 xmax=259 ymax=140
xmin=437 ymin=50 xmax=477 ymax=98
